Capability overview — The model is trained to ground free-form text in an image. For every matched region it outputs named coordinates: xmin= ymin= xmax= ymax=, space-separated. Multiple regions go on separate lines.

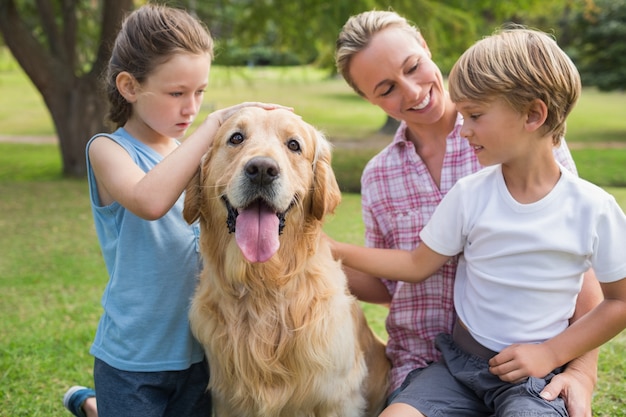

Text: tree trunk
xmin=43 ymin=76 xmax=109 ymax=177
xmin=0 ymin=0 xmax=132 ymax=178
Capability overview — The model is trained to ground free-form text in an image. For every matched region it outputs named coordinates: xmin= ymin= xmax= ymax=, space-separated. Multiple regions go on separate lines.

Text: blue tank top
xmin=86 ymin=128 xmax=204 ymax=371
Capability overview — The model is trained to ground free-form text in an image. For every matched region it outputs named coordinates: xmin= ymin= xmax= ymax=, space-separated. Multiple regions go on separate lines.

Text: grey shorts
xmin=390 ymin=331 xmax=567 ymax=416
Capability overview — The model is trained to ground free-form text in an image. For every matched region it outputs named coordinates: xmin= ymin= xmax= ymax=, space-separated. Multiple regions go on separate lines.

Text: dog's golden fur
xmin=184 ymin=107 xmax=389 ymax=417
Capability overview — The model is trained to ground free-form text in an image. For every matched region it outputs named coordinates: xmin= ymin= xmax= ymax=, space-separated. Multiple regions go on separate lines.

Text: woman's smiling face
xmin=349 ymin=27 xmax=448 ymax=126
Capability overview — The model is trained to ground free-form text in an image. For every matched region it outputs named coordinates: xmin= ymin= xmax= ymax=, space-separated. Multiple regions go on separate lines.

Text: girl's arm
xmin=89 ymin=102 xmax=287 ymax=220
xmin=330 ymin=238 xmax=450 ymax=283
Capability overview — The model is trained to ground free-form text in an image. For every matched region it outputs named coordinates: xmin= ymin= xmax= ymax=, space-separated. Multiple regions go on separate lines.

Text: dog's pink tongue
xmin=235 ymin=201 xmax=280 ymax=263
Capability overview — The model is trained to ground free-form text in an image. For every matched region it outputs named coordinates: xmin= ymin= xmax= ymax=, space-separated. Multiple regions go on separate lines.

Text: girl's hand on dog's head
xmin=210 ymin=102 xmax=294 ymax=128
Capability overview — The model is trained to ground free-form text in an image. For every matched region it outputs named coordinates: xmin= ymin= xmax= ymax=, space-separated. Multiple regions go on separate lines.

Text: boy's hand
xmin=488 ymin=343 xmax=559 ymax=383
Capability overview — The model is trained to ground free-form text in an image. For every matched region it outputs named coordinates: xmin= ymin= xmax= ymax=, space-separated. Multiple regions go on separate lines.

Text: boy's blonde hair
xmin=448 ymin=26 xmax=581 ymax=145
xmin=335 ymin=10 xmax=422 ymax=96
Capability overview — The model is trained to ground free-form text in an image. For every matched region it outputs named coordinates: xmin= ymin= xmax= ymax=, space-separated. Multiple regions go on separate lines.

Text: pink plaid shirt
xmin=361 ymin=115 xmax=577 ymax=393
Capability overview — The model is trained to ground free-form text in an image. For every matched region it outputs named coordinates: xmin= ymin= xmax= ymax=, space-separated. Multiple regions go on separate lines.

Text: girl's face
xmin=349 ymin=27 xmax=448 ymax=126
xmin=130 ymin=52 xmax=211 ymax=140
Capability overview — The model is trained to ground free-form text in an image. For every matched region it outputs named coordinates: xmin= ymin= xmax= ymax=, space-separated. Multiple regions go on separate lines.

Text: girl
xmin=65 ymin=5 xmax=285 ymax=417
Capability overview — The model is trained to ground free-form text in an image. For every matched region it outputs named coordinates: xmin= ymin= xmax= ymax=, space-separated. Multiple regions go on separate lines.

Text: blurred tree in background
xmin=0 ymin=0 xmax=133 ymax=177
xmin=563 ymin=0 xmax=626 ymax=91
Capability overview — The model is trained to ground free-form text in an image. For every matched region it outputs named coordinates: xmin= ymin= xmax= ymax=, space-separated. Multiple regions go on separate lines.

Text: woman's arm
xmin=343 ymin=265 xmax=392 ymax=305
xmin=540 ymin=269 xmax=601 ymax=417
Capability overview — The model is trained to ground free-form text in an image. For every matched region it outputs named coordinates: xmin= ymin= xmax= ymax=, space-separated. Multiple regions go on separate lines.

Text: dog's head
xmin=184 ymin=107 xmax=341 ymax=263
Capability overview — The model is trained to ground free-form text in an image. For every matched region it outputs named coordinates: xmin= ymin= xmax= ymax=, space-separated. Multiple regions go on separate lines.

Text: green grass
xmin=567 ymin=88 xmax=626 ymax=144
xmin=0 ymin=49 xmax=55 ymax=136
xmin=572 ymin=149 xmax=626 ymax=187
xmin=0 ymin=144 xmax=63 ymax=181
xmin=0 ymin=180 xmax=103 ymax=417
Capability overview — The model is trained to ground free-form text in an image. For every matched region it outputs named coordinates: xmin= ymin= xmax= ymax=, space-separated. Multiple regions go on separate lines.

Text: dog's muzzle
xmin=222 ymin=196 xmax=287 ymax=235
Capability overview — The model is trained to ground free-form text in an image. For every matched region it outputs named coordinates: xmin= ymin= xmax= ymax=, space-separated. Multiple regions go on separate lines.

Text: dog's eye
xmin=286 ymin=139 xmax=301 ymax=153
xmin=228 ymin=132 xmax=244 ymax=145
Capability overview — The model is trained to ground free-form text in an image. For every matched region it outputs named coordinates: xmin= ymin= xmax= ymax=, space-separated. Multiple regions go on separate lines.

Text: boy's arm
xmin=330 ymin=239 xmax=450 ymax=283
xmin=489 ymin=276 xmax=626 ymax=383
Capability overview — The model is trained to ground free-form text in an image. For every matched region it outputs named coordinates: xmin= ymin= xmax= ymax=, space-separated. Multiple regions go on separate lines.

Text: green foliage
xmin=197 ymin=0 xmax=584 ymax=75
xmin=565 ymin=0 xmax=626 ymax=91
xmin=388 ymin=0 xmax=479 ymax=74
xmin=184 ymin=0 xmax=374 ymax=70
xmin=4 ymin=0 xmax=106 ymax=76
xmin=214 ymin=45 xmax=307 ymax=66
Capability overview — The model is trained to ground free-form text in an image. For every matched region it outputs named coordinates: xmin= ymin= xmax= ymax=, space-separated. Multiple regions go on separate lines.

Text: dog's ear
xmin=183 ymin=168 xmax=202 ymax=224
xmin=311 ymin=132 xmax=342 ymax=220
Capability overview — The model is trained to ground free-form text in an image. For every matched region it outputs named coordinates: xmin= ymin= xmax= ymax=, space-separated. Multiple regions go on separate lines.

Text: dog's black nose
xmin=244 ymin=156 xmax=280 ymax=185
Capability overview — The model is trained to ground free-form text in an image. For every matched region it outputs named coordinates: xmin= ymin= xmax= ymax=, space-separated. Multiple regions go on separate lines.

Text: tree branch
xmin=0 ymin=0 xmax=56 ymax=91
xmin=35 ymin=0 xmax=64 ymax=59
xmin=91 ymin=0 xmax=133 ymax=78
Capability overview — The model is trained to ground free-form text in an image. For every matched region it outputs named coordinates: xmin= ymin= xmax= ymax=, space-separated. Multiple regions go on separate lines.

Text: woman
xmin=335 ymin=10 xmax=600 ymax=417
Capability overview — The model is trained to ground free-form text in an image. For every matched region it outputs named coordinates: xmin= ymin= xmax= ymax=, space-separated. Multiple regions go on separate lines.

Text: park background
xmin=1 ymin=0 xmax=626 ymax=415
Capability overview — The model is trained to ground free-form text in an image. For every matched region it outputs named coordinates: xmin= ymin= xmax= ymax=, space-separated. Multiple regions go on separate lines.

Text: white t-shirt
xmin=420 ymin=164 xmax=626 ymax=352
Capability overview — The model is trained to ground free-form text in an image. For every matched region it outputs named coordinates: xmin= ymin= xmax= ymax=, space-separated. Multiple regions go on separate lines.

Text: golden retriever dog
xmin=183 ymin=107 xmax=390 ymax=417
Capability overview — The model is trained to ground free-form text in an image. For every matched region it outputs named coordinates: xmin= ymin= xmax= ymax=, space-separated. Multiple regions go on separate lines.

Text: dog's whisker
xmin=197 ymin=183 xmax=221 ymax=192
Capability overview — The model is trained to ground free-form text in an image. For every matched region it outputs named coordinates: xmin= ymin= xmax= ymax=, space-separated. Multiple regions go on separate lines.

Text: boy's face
xmin=455 ymin=98 xmax=529 ymax=167
xmin=349 ymin=27 xmax=447 ymax=126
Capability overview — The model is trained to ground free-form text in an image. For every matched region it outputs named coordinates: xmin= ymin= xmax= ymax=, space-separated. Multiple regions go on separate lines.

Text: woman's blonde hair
xmin=448 ymin=26 xmax=581 ymax=145
xmin=335 ymin=10 xmax=422 ymax=96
